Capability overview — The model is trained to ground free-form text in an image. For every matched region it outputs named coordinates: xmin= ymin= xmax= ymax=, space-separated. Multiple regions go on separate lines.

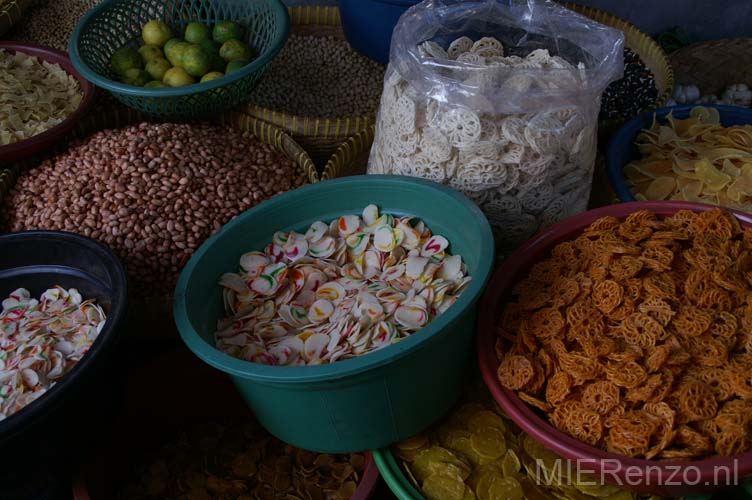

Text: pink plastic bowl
xmin=0 ymin=42 xmax=95 ymax=165
xmin=478 ymin=201 xmax=752 ymax=497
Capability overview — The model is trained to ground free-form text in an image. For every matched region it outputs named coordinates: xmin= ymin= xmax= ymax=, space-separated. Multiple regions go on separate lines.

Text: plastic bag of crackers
xmin=394 ymin=385 xmax=683 ymax=500
xmin=367 ymin=0 xmax=624 ymax=254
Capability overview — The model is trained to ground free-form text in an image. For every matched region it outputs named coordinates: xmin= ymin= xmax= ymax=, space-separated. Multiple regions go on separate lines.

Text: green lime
xmin=184 ymin=22 xmax=210 ymax=44
xmin=138 ymin=44 xmax=164 ymax=64
xmin=164 ymin=39 xmax=190 ymax=67
xmin=145 ymin=58 xmax=171 ymax=81
xmin=142 ymin=20 xmax=173 ymax=47
xmin=163 ymin=66 xmax=195 ymax=87
xmin=219 ymin=38 xmax=252 ymax=62
xmin=111 ymin=46 xmax=142 ymax=76
xmin=122 ymin=68 xmax=150 ymax=86
xmin=144 ymin=80 xmax=168 ymax=88
xmin=200 ymin=71 xmax=224 ymax=83
xmin=212 ymin=20 xmax=243 ymax=44
xmin=198 ymin=39 xmax=224 ymax=71
xmin=199 ymin=38 xmax=221 ymax=56
xmin=181 ymin=44 xmax=211 ymax=77
xmin=225 ymin=59 xmax=249 ymax=75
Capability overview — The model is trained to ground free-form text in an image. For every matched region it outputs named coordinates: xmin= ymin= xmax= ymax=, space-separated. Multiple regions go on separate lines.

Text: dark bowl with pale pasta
xmin=606 ymin=104 xmax=752 ymax=206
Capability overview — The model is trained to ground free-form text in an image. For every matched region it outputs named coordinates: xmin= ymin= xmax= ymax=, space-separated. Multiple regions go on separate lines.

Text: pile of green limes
xmin=110 ymin=19 xmax=255 ymax=88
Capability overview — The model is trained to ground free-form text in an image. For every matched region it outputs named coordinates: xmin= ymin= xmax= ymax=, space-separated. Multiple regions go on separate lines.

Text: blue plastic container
xmin=340 ymin=0 xmax=419 ymax=64
xmin=174 ymin=175 xmax=495 ymax=453
xmin=606 ymin=104 xmax=752 ymax=202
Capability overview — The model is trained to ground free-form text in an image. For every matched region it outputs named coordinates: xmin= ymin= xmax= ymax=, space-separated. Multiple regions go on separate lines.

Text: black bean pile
xmin=599 ymin=48 xmax=659 ymax=120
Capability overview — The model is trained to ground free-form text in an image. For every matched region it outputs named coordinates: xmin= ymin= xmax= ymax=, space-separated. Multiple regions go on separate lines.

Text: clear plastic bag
xmin=368 ymin=0 xmax=624 ymax=253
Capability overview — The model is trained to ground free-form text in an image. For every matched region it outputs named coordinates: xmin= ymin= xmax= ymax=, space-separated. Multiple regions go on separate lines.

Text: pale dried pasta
xmin=368 ymin=36 xmax=599 ymax=254
xmin=0 ymin=49 xmax=83 ymax=146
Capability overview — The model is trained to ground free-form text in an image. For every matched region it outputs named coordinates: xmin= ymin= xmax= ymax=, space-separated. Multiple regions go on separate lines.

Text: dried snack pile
xmin=369 ymin=36 xmax=600 ymax=254
xmin=497 ymin=208 xmax=752 ymax=460
xmin=625 ymin=106 xmax=752 ymax=211
xmin=117 ymin=419 xmax=366 ymax=500
xmin=0 ymin=287 xmax=106 ymax=419
xmin=216 ymin=204 xmax=470 ymax=365
xmin=397 ymin=399 xmax=649 ymax=500
xmin=0 ymin=48 xmax=83 ymax=145
xmin=1 ymin=122 xmax=308 ymax=297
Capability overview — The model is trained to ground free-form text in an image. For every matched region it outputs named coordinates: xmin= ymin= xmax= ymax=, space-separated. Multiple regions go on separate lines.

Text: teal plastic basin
xmin=174 ymin=175 xmax=495 ymax=453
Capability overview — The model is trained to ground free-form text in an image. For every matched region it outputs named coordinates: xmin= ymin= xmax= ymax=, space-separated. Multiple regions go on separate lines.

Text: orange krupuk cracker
xmin=496 ymin=208 xmax=752 ymax=460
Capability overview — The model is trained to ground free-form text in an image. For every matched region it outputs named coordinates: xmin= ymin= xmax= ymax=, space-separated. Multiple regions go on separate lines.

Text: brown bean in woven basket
xmin=0 ymin=0 xmax=34 ymax=36
xmin=242 ymin=6 xmax=381 ymax=169
xmin=0 ymin=108 xmax=318 ymax=341
xmin=670 ymin=38 xmax=752 ymax=96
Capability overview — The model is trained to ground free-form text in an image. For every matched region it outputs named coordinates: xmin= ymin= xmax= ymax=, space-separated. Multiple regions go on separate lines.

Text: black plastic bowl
xmin=0 ymin=231 xmax=127 ymax=496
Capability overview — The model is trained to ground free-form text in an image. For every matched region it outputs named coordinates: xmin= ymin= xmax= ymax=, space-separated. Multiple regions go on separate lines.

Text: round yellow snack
xmin=422 ymin=473 xmax=466 ymax=500
xmin=488 ymin=476 xmax=524 ymax=500
xmin=470 ymin=426 xmax=507 ymax=460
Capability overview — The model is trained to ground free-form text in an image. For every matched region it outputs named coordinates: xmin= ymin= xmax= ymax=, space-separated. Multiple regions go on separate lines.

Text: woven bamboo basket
xmin=321 ymin=126 xmax=375 ymax=181
xmin=0 ymin=108 xmax=317 ymax=341
xmin=566 ymin=3 xmax=674 ymax=142
xmin=242 ymin=6 xmax=382 ymax=169
xmin=670 ymin=38 xmax=752 ymax=96
xmin=0 ymin=0 xmax=34 ymax=36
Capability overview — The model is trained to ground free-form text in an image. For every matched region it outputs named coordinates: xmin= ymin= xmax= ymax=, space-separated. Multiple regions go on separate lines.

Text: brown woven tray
xmin=670 ymin=38 xmax=752 ymax=96
xmin=242 ymin=6 xmax=382 ymax=169
xmin=0 ymin=108 xmax=318 ymax=341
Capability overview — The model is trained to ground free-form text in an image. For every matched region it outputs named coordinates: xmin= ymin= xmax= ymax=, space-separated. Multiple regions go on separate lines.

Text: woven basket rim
xmin=321 ymin=125 xmax=375 ymax=181
xmin=242 ymin=5 xmax=379 ymax=137
xmin=565 ymin=2 xmax=674 ymax=111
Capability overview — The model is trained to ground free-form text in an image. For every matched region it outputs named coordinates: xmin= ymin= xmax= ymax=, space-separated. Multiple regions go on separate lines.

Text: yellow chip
xmin=467 ymin=410 xmax=507 ymax=432
xmin=644 ymin=177 xmax=676 ymax=200
xmin=475 ymin=468 xmax=503 ymax=500
xmin=412 ymin=446 xmax=463 ymax=481
xmin=402 ymin=460 xmax=420 ymax=488
xmin=448 ymin=436 xmax=481 ymax=465
xmin=470 ymin=426 xmax=507 ymax=460
xmin=695 ymin=158 xmax=732 ymax=191
xmin=722 ymin=158 xmax=741 ymax=178
xmin=466 ymin=463 xmax=500 ymax=490
xmin=680 ymin=180 xmax=703 ymax=202
xmin=421 ymin=472 xmax=466 ymax=500
xmin=500 ymin=449 xmax=522 ymax=477
xmin=396 ymin=433 xmax=430 ymax=451
xmin=429 ymin=459 xmax=472 ymax=481
xmin=461 ymin=485 xmax=477 ymax=500
xmin=487 ymin=476 xmax=524 ymax=500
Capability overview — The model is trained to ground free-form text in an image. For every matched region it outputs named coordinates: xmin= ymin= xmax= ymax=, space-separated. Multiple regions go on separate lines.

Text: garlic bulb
xmin=722 ymin=83 xmax=752 ymax=107
xmin=673 ymin=84 xmax=701 ymax=104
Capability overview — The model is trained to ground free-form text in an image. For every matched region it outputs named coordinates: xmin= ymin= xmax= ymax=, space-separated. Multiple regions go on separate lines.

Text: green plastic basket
xmin=68 ymin=0 xmax=289 ymax=119
xmin=174 ymin=175 xmax=496 ymax=453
